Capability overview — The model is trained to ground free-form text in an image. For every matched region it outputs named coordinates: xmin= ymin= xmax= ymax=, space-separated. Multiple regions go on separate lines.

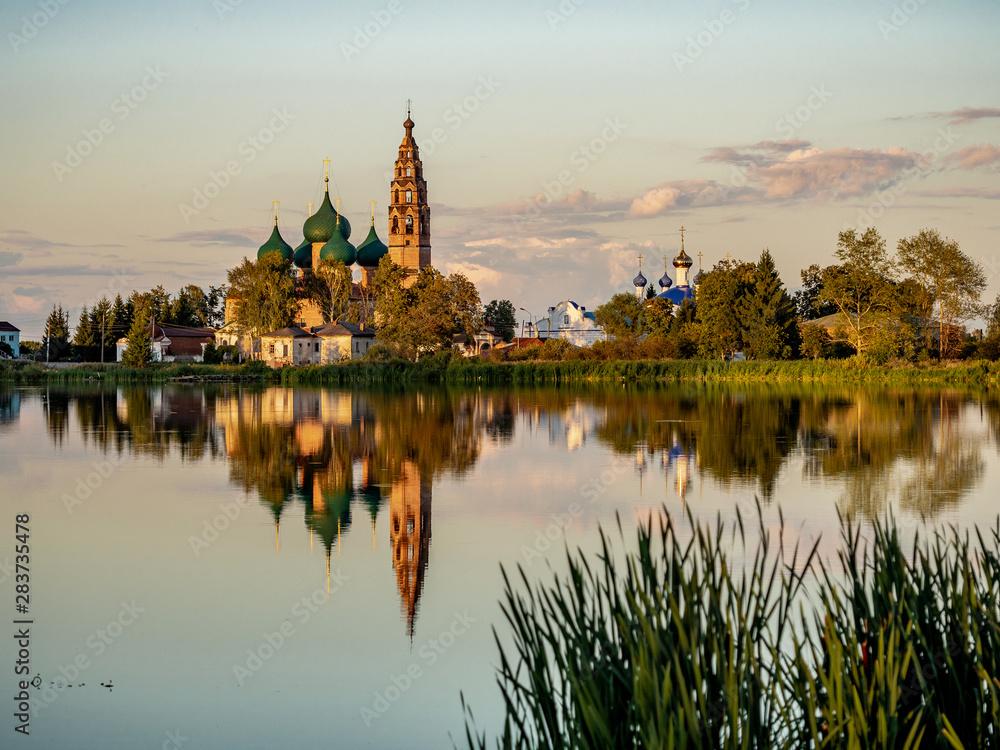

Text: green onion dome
xmin=303 ymin=186 xmax=352 ymax=243
xmin=293 ymin=238 xmax=312 ymax=269
xmin=319 ymin=220 xmax=357 ymax=266
xmin=356 ymin=219 xmax=389 ymax=267
xmin=257 ymin=221 xmax=293 ymax=261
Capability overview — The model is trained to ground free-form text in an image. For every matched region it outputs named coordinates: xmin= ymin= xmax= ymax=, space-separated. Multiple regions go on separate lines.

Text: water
xmin=1 ymin=383 xmax=999 ymax=748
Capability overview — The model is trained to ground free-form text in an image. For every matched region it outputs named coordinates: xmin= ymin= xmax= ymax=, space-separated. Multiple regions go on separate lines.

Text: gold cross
xmin=370 ymin=200 xmax=377 ymax=221
xmin=406 ymin=99 xmax=412 ymax=116
xmin=698 ymin=251 xmax=703 ymax=268
xmin=680 ymin=225 xmax=686 ymax=244
xmin=637 ymin=252 xmax=643 ymax=268
xmin=273 ymin=200 xmax=279 ymax=224
xmin=726 ymin=252 xmax=732 ymax=263
xmin=307 ymin=201 xmax=313 ymax=216
xmin=322 ymin=158 xmax=330 ymax=180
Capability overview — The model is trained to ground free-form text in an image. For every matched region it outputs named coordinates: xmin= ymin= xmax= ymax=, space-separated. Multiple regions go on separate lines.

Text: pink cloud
xmin=944 ymin=144 xmax=1000 ymax=169
xmin=942 ymin=107 xmax=1000 ymax=125
xmin=628 ymin=180 xmax=745 ymax=217
xmin=751 ymin=146 xmax=922 ymax=199
xmin=914 ymin=187 xmax=1000 ymax=200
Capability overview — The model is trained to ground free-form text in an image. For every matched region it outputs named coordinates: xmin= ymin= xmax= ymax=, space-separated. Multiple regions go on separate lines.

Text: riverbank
xmin=4 ymin=357 xmax=1000 ymax=386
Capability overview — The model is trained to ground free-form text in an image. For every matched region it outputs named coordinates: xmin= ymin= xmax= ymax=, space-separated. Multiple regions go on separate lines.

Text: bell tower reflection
xmin=389 ymin=461 xmax=431 ymax=639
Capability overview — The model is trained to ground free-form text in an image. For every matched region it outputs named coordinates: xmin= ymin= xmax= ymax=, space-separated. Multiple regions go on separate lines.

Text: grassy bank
xmin=463 ymin=507 xmax=1000 ymax=749
xmin=282 ymin=357 xmax=1000 ymax=386
xmin=0 ymin=360 xmax=277 ymax=383
xmin=6 ymin=357 xmax=1000 ymax=386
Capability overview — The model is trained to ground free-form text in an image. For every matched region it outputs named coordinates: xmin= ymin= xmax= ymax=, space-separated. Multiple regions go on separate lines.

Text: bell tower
xmin=388 ymin=103 xmax=431 ymax=283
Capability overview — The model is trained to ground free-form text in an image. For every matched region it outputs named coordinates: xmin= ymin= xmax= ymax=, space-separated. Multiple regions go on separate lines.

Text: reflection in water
xmin=0 ymin=391 xmax=19 ymax=430
xmin=23 ymin=383 xmax=1000 ymax=633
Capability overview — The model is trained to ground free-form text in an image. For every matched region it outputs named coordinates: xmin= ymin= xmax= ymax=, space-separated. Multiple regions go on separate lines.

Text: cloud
xmin=937 ymin=107 xmax=1000 ymax=126
xmin=914 ymin=187 xmax=1000 ymax=200
xmin=156 ymin=229 xmax=260 ymax=247
xmin=0 ymin=264 xmax=137 ymax=278
xmin=944 ymin=144 xmax=1000 ymax=169
xmin=702 ymin=139 xmax=812 ymax=166
xmin=0 ymin=230 xmax=122 ymax=249
xmin=0 ymin=251 xmax=24 ymax=266
xmin=628 ymin=180 xmax=748 ymax=217
xmin=752 ymin=146 xmax=922 ymax=199
xmin=11 ymin=286 xmax=45 ymax=297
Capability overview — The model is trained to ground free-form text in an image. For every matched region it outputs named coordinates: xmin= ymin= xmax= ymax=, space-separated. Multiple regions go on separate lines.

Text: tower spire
xmin=370 ymin=200 xmax=377 ymax=225
xmin=323 ymin=157 xmax=330 ymax=186
xmin=272 ymin=200 xmax=279 ymax=226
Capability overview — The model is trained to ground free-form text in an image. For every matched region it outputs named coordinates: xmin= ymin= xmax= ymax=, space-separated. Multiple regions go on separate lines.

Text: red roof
xmin=0 ymin=322 xmax=20 ymax=333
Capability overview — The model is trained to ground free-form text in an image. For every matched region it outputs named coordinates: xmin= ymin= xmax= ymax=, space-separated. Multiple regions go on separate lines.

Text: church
xmin=255 ymin=109 xmax=430 ymax=284
xmin=218 ymin=111 xmax=432 ymax=360
xmin=632 ymin=226 xmax=703 ymax=305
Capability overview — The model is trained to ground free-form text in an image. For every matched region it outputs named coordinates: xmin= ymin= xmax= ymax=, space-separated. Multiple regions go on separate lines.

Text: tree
xmin=110 ymin=294 xmax=131 ymax=342
xmin=794 ymin=264 xmax=838 ymax=320
xmin=0 ymin=341 xmax=13 ymax=358
xmin=373 ymin=261 xmax=484 ymax=358
xmin=303 ymin=258 xmax=353 ymax=323
xmin=226 ymin=254 xmax=299 ymax=359
xmin=800 ymin=324 xmax=830 ymax=360
xmin=741 ymin=249 xmax=799 ymax=360
xmin=206 ymin=285 xmax=228 ymax=328
xmin=897 ymin=229 xmax=987 ymax=359
xmin=121 ymin=305 xmax=153 ymax=367
xmin=73 ymin=305 xmax=96 ymax=357
xmin=90 ymin=297 xmax=114 ymax=360
xmin=485 ymin=299 xmax=517 ymax=342
xmin=645 ymin=283 xmax=656 ymax=300
xmin=817 ymin=228 xmax=897 ymax=355
xmin=696 ymin=259 xmax=755 ymax=359
xmin=165 ymin=285 xmax=208 ymax=327
xmin=644 ymin=298 xmax=674 ymax=339
xmin=42 ymin=304 xmax=71 ymax=361
xmin=594 ymin=293 xmax=645 ymax=340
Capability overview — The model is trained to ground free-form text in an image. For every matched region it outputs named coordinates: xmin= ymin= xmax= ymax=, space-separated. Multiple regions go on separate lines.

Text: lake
xmin=1 ymin=383 xmax=999 ymax=748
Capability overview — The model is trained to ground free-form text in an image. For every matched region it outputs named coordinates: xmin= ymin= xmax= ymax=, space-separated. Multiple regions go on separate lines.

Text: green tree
xmin=696 ymin=259 xmax=754 ymax=359
xmin=594 ymin=293 xmax=645 ymax=340
xmin=818 ymin=228 xmax=897 ymax=355
xmin=741 ymin=249 xmax=799 ymax=360
xmin=485 ymin=299 xmax=517 ymax=342
xmin=644 ymin=283 xmax=656 ymax=300
xmin=110 ymin=294 xmax=130 ymax=341
xmin=42 ymin=304 xmax=71 ymax=361
xmin=206 ymin=285 xmax=228 ymax=328
xmin=121 ymin=307 xmax=153 ymax=367
xmin=304 ymin=258 xmax=353 ymax=323
xmin=73 ymin=305 xmax=96 ymax=357
xmin=373 ymin=261 xmax=483 ymax=358
xmin=226 ymin=253 xmax=299 ymax=359
xmin=90 ymin=297 xmax=114 ymax=360
xmin=0 ymin=341 xmax=13 ymax=358
xmin=800 ymin=324 xmax=830 ymax=360
xmin=897 ymin=229 xmax=987 ymax=358
xmin=794 ymin=263 xmax=839 ymax=320
xmin=644 ymin=297 xmax=674 ymax=339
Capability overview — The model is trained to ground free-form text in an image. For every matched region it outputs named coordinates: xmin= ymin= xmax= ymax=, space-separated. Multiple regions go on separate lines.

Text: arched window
xmin=406 ymin=189 xmax=412 ymax=203
xmin=407 ymin=150 xmax=411 ymax=157
xmin=406 ymin=167 xmax=412 ymax=177
xmin=394 ymin=190 xmax=399 ymax=203
xmin=405 ymin=216 xmax=413 ymax=234
xmin=392 ymin=217 xmax=399 ymax=234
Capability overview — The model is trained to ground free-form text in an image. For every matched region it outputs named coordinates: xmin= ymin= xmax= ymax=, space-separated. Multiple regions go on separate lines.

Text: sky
xmin=1 ymin=0 xmax=998 ymax=338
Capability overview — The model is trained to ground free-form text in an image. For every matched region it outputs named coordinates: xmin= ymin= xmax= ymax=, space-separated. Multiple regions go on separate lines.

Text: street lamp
xmin=519 ymin=307 xmax=536 ymax=339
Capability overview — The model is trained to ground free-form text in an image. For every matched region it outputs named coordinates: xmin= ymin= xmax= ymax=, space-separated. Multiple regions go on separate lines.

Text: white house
xmin=311 ymin=322 xmax=376 ymax=362
xmin=531 ymin=301 xmax=607 ymax=347
xmin=0 ymin=322 xmax=20 ymax=358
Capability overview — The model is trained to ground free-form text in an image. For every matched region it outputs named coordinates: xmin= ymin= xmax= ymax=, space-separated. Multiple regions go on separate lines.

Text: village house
xmin=116 ymin=324 xmax=216 ymax=363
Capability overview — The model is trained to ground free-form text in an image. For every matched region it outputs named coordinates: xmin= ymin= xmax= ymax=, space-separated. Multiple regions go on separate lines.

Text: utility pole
xmin=100 ymin=310 xmax=106 ymax=364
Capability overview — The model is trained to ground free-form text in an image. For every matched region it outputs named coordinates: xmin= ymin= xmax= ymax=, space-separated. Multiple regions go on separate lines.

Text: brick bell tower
xmin=388 ymin=104 xmax=431 ymax=284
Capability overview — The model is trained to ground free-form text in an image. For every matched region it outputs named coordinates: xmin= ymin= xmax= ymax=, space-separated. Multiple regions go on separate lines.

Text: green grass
xmin=463 ymin=507 xmax=1000 ymax=749
xmin=0 ymin=360 xmax=276 ymax=383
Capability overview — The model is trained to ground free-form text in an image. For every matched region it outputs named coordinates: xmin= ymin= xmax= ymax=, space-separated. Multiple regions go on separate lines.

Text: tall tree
xmin=794 ymin=263 xmax=839 ymax=320
xmin=741 ymin=249 xmax=800 ymax=360
xmin=303 ymin=258 xmax=353 ymax=323
xmin=484 ymin=299 xmax=517 ymax=342
xmin=696 ymin=259 xmax=755 ymax=359
xmin=121 ymin=307 xmax=153 ymax=367
xmin=817 ymin=228 xmax=897 ymax=355
xmin=206 ymin=285 xmax=228 ymax=328
xmin=897 ymin=228 xmax=987 ymax=358
xmin=644 ymin=298 xmax=674 ymax=339
xmin=42 ymin=304 xmax=71 ymax=361
xmin=90 ymin=297 xmax=113 ymax=358
xmin=73 ymin=305 xmax=96 ymax=355
xmin=226 ymin=254 xmax=299 ymax=359
xmin=110 ymin=294 xmax=131 ymax=342
xmin=594 ymin=293 xmax=645 ymax=339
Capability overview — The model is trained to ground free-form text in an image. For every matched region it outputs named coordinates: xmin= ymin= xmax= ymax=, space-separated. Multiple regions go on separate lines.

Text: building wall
xmin=0 ymin=330 xmax=19 ymax=358
xmin=536 ymin=301 xmax=608 ymax=347
xmin=318 ymin=335 xmax=374 ymax=363
xmin=261 ymin=336 xmax=317 ymax=367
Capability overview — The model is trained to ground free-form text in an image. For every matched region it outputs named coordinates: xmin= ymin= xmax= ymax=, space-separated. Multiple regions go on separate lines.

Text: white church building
xmin=530 ymin=301 xmax=607 ymax=347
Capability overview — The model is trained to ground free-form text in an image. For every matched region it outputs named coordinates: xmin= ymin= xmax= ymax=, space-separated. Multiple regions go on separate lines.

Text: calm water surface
xmin=1 ymin=383 xmax=999 ymax=748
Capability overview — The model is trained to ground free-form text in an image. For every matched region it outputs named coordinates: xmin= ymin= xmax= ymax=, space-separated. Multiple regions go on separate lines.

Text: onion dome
xmin=319 ymin=219 xmax=357 ymax=266
xmin=293 ymin=237 xmax=312 ymax=270
xmin=303 ymin=184 xmax=352 ymax=243
xmin=257 ymin=219 xmax=293 ymax=262
xmin=633 ymin=270 xmax=647 ymax=288
xmin=356 ymin=219 xmax=389 ymax=267
xmin=673 ymin=247 xmax=693 ymax=269
xmin=694 ymin=270 xmax=705 ymax=285
xmin=659 ymin=272 xmax=673 ymax=289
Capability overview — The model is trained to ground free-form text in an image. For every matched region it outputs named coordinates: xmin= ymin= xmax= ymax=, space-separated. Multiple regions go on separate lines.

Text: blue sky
xmin=1 ymin=0 xmax=998 ymax=336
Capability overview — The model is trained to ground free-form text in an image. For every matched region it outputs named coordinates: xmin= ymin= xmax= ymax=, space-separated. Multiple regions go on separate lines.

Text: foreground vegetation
xmin=463 ymin=507 xmax=1000 ymax=749
xmin=6 ymin=356 xmax=1000 ymax=386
